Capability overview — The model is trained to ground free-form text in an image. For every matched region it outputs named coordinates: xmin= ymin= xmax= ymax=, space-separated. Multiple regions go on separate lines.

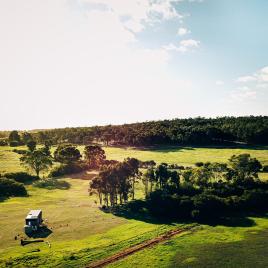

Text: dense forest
xmin=1 ymin=116 xmax=268 ymax=146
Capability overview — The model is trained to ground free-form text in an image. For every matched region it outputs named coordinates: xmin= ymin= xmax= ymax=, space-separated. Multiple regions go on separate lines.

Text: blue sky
xmin=0 ymin=0 xmax=267 ymax=130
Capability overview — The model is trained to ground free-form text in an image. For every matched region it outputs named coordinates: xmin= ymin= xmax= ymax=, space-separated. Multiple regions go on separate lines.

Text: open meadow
xmin=1 ymin=145 xmax=268 ymax=267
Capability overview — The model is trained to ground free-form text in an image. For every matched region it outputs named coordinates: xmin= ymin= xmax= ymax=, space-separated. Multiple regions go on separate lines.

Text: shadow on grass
xmin=0 ymin=194 xmax=29 ymax=203
xmin=27 ymin=226 xmax=53 ymax=238
xmin=99 ymin=206 xmax=179 ymax=225
xmin=0 ymin=196 xmax=7 ymax=202
xmin=33 ymin=179 xmax=71 ymax=190
xmin=125 ymin=144 xmax=268 ymax=152
xmin=202 ymin=216 xmax=256 ymax=227
xmin=100 ymin=206 xmax=257 ymax=228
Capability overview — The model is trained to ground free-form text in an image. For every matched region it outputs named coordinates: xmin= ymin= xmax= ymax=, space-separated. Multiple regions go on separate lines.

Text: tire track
xmin=86 ymin=224 xmax=198 ymax=268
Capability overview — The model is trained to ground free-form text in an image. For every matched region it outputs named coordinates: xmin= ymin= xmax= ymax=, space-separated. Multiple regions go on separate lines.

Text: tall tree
xmin=54 ymin=144 xmax=81 ymax=164
xmin=27 ymin=140 xmax=37 ymax=152
xmin=8 ymin=130 xmax=21 ymax=146
xmin=84 ymin=145 xmax=106 ymax=169
xmin=22 ymin=132 xmax=33 ymax=145
xmin=142 ymin=168 xmax=155 ymax=197
xmin=20 ymin=149 xmax=53 ymax=177
xmin=125 ymin=158 xmax=140 ymax=200
xmin=228 ymin=154 xmax=262 ymax=181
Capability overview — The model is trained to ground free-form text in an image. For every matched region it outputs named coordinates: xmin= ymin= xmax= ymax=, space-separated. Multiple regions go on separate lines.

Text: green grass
xmin=109 ymin=217 xmax=268 ymax=268
xmin=1 ymin=144 xmax=268 ymax=267
xmin=0 ymin=146 xmax=26 ymax=174
xmin=104 ymin=145 xmax=268 ymax=180
xmin=104 ymin=145 xmax=268 ymax=166
xmin=0 ymin=178 xmax=178 ymax=267
xmin=1 ymin=144 xmax=268 ymax=173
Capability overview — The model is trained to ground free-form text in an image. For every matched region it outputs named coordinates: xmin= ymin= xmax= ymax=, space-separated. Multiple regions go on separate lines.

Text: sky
xmin=0 ymin=0 xmax=268 ymax=130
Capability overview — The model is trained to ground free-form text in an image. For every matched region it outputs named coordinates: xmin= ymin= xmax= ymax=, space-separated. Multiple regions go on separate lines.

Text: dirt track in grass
xmin=86 ymin=225 xmax=199 ymax=268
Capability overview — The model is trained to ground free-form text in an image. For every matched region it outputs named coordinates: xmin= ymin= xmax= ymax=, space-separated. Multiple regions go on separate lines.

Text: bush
xmin=167 ymin=164 xmax=185 ymax=170
xmin=0 ymin=140 xmax=8 ymax=146
xmin=4 ymin=172 xmax=39 ymax=184
xmin=195 ymin=162 xmax=204 ymax=167
xmin=49 ymin=163 xmax=86 ymax=177
xmin=263 ymin=165 xmax=268 ymax=172
xmin=33 ymin=179 xmax=70 ymax=190
xmin=127 ymin=200 xmax=147 ymax=212
xmin=0 ymin=178 xmax=27 ymax=197
xmin=13 ymin=149 xmax=27 ymax=155
xmin=9 ymin=141 xmax=20 ymax=147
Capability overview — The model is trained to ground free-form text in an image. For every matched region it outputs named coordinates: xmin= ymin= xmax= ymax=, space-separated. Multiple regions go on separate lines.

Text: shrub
xmin=192 ymin=194 xmax=226 ymax=220
xmin=195 ymin=162 xmax=204 ymax=167
xmin=33 ymin=179 xmax=70 ymax=190
xmin=0 ymin=178 xmax=27 ymax=197
xmin=127 ymin=200 xmax=147 ymax=212
xmin=13 ymin=149 xmax=27 ymax=155
xmin=49 ymin=163 xmax=86 ymax=177
xmin=9 ymin=141 xmax=20 ymax=147
xmin=4 ymin=172 xmax=39 ymax=184
xmin=167 ymin=164 xmax=185 ymax=170
xmin=263 ymin=165 xmax=268 ymax=172
xmin=0 ymin=140 xmax=8 ymax=146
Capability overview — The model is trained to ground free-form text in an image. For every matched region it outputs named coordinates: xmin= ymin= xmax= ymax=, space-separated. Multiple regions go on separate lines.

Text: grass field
xmin=110 ymin=217 xmax=268 ymax=268
xmin=105 ymin=145 xmax=268 ymax=166
xmin=1 ymin=144 xmax=268 ymax=173
xmin=1 ymin=145 xmax=268 ymax=267
xmin=0 ymin=178 xmax=179 ymax=267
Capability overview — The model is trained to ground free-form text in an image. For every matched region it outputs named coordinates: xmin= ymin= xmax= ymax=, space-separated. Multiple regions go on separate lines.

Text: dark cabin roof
xmin=26 ymin=210 xmax=42 ymax=220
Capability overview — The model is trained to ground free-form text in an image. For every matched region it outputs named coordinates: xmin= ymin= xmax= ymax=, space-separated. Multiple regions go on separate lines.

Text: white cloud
xmin=80 ymin=0 xmax=184 ymax=33
xmin=259 ymin=66 xmax=268 ymax=82
xmin=180 ymin=39 xmax=200 ymax=47
xmin=230 ymin=88 xmax=257 ymax=102
xmin=177 ymin=27 xmax=190 ymax=36
xmin=164 ymin=39 xmax=200 ymax=53
xmin=237 ymin=66 xmax=268 ymax=83
xmin=216 ymin=80 xmax=224 ymax=86
xmin=231 ymin=66 xmax=268 ymax=103
xmin=237 ymin=76 xmax=257 ymax=83
xmin=0 ymin=0 xmax=192 ymax=130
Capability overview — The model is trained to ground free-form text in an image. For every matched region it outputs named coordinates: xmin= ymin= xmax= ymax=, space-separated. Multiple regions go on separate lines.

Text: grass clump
xmin=33 ymin=178 xmax=70 ymax=190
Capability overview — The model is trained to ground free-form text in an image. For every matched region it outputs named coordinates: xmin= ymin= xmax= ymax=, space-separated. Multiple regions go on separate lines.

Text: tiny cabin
xmin=24 ymin=210 xmax=43 ymax=233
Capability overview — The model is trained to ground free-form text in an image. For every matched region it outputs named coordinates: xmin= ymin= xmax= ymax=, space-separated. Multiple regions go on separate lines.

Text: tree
xmin=20 ymin=149 xmax=53 ymax=177
xmin=169 ymin=170 xmax=180 ymax=189
xmin=125 ymin=158 xmax=141 ymax=200
xmin=27 ymin=140 xmax=37 ymax=152
xmin=142 ymin=168 xmax=155 ymax=197
xmin=54 ymin=144 xmax=81 ymax=164
xmin=42 ymin=141 xmax=52 ymax=156
xmin=84 ymin=145 xmax=106 ymax=169
xmin=229 ymin=154 xmax=262 ymax=180
xmin=22 ymin=132 xmax=33 ymax=145
xmin=8 ymin=130 xmax=21 ymax=146
xmin=155 ymin=163 xmax=170 ymax=189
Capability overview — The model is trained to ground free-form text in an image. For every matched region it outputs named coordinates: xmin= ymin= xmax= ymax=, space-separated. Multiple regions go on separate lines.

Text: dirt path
xmin=86 ymin=225 xmax=198 ymax=268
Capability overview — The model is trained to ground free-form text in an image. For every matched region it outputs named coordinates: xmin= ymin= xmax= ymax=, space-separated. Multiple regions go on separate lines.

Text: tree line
xmin=1 ymin=116 xmax=268 ymax=147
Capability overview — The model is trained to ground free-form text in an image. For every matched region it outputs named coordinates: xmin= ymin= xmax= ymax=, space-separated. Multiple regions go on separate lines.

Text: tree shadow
xmin=100 ymin=206 xmax=257 ymax=228
xmin=0 ymin=196 xmax=7 ymax=202
xmin=133 ymin=146 xmax=195 ymax=153
xmin=127 ymin=144 xmax=268 ymax=152
xmin=26 ymin=226 xmax=53 ymax=238
xmin=201 ymin=216 xmax=256 ymax=227
xmin=99 ymin=206 xmax=179 ymax=225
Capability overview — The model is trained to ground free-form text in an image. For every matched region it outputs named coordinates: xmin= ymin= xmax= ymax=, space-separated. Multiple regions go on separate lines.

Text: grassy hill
xmin=1 ymin=145 xmax=268 ymax=267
